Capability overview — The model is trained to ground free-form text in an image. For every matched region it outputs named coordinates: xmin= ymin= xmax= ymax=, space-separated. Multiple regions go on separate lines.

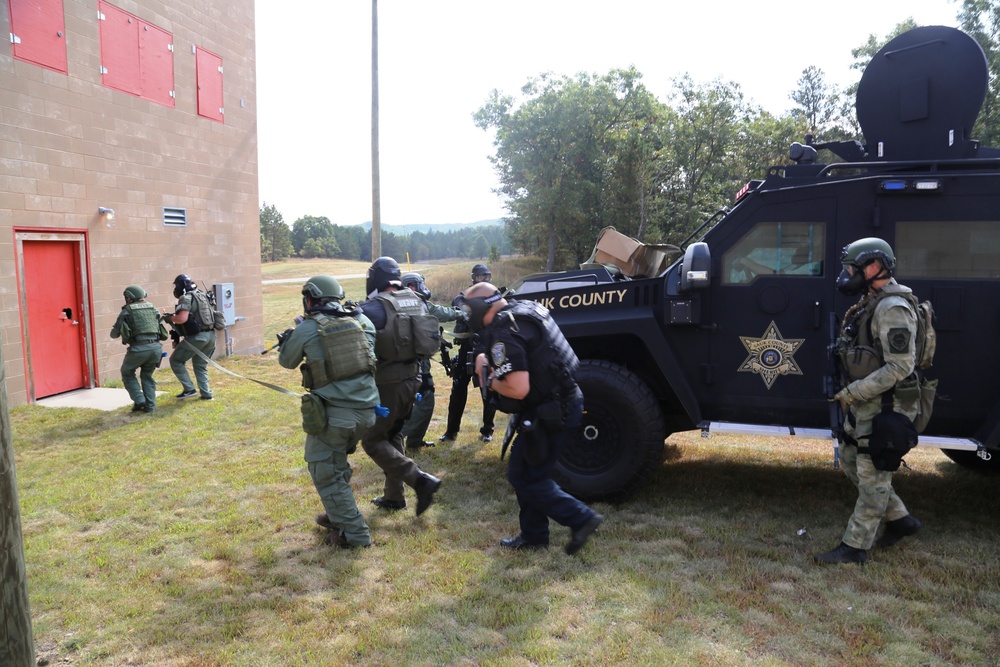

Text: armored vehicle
xmin=508 ymin=26 xmax=1000 ymax=500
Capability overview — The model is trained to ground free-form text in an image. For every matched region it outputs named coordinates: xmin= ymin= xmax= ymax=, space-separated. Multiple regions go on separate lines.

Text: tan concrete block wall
xmin=0 ymin=0 xmax=261 ymax=405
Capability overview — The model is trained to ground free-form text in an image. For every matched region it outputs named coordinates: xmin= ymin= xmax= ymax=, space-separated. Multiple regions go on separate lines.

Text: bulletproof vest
xmin=501 ymin=300 xmax=579 ymax=405
xmin=372 ymin=289 xmax=437 ymax=363
xmin=837 ymin=283 xmax=916 ymax=381
xmin=124 ymin=302 xmax=160 ymax=343
xmin=300 ymin=312 xmax=375 ymax=389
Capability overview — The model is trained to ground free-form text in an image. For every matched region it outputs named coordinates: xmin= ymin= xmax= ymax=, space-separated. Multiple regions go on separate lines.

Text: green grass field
xmin=11 ymin=258 xmax=1000 ymax=666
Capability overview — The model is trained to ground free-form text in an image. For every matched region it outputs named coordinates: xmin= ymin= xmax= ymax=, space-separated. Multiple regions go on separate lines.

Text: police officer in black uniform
xmin=357 ymin=257 xmax=442 ymax=516
xmin=460 ymin=281 xmax=603 ymax=554
xmin=440 ymin=263 xmax=497 ymax=443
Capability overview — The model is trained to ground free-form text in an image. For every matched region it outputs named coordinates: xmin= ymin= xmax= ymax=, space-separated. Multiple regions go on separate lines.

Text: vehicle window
xmin=722 ymin=222 xmax=825 ymax=285
xmin=897 ymin=221 xmax=1000 ymax=279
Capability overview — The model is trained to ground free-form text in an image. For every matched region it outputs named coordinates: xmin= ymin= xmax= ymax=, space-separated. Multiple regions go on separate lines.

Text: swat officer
xmin=162 ymin=274 xmax=215 ymax=400
xmin=461 ymin=281 xmax=603 ymax=554
xmin=440 ymin=263 xmax=498 ymax=443
xmin=357 ymin=257 xmax=442 ymax=516
xmin=816 ymin=238 xmax=922 ymax=565
xmin=110 ymin=285 xmax=168 ymax=413
xmin=398 ymin=272 xmax=463 ymax=449
xmin=278 ymin=276 xmax=379 ymax=549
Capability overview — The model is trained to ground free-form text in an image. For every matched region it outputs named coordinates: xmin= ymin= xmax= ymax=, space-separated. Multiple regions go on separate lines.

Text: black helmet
xmin=400 ymin=272 xmax=431 ymax=301
xmin=123 ymin=285 xmax=146 ymax=303
xmin=172 ymin=274 xmax=195 ymax=298
xmin=366 ymin=256 xmax=402 ymax=296
xmin=836 ymin=237 xmax=896 ymax=296
xmin=471 ymin=263 xmax=492 ymax=283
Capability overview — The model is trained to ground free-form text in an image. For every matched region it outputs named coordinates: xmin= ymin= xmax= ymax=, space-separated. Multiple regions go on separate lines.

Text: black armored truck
xmin=507 ymin=26 xmax=1000 ymax=500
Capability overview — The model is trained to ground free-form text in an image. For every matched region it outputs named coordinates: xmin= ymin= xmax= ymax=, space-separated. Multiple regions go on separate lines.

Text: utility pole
xmin=370 ymin=0 xmax=382 ymax=259
xmin=0 ymin=336 xmax=36 ymax=667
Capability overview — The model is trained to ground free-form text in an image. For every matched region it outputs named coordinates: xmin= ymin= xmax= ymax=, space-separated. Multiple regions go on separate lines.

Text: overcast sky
xmin=255 ymin=1 xmax=962 ymax=228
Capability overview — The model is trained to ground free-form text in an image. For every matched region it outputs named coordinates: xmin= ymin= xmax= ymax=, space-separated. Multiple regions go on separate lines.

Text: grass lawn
xmin=10 ymin=258 xmax=1000 ymax=666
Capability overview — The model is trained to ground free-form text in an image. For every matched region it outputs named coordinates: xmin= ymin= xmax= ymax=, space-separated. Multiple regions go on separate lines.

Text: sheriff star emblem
xmin=738 ymin=322 xmax=804 ymax=389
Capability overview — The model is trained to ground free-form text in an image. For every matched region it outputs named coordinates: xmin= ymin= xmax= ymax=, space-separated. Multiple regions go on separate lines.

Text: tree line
xmin=259 ymin=207 xmax=511 ymax=264
xmin=261 ymin=3 xmax=1000 ymax=271
xmin=476 ymin=4 xmax=1000 ymax=271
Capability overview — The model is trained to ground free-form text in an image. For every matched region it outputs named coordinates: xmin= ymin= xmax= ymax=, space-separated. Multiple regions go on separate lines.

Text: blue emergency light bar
xmin=878 ymin=179 xmax=942 ymax=193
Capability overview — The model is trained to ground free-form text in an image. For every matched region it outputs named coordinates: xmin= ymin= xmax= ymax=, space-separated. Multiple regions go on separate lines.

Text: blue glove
xmin=375 ymin=404 xmax=389 ymax=418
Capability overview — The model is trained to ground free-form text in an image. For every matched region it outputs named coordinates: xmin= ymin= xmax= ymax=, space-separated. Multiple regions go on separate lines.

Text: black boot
xmin=813 ymin=542 xmax=867 ymax=565
xmin=877 ymin=515 xmax=922 ymax=548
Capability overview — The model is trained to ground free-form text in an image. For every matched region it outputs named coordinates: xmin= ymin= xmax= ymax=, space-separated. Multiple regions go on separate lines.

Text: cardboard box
xmin=594 ymin=227 xmax=644 ymax=276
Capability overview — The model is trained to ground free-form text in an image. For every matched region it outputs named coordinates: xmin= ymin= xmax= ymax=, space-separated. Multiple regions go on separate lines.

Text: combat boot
xmin=877 ymin=515 xmax=922 ymax=548
xmin=813 ymin=542 xmax=867 ymax=565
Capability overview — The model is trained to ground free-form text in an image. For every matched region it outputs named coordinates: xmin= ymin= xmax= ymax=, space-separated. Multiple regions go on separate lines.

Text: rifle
xmin=439 ymin=327 xmax=454 ymax=377
xmin=825 ymin=311 xmax=844 ymax=468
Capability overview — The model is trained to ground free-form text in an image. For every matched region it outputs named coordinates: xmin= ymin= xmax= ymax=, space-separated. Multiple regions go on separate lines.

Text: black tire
xmin=553 ymin=360 xmax=666 ymax=501
xmin=942 ymin=448 xmax=1000 ymax=472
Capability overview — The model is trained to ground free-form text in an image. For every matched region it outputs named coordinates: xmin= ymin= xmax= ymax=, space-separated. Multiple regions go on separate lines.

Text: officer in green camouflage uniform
xmin=278 ymin=276 xmax=380 ymax=549
xmin=398 ymin=272 xmax=462 ymax=449
xmin=815 ymin=238 xmax=922 ymax=565
xmin=163 ymin=274 xmax=215 ymax=400
xmin=111 ymin=285 xmax=168 ymax=413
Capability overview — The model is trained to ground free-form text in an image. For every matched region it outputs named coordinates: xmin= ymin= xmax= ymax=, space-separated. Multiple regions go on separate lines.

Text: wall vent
xmin=163 ymin=206 xmax=187 ymax=226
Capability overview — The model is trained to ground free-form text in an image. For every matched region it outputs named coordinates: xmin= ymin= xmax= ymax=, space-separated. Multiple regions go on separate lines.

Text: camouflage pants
xmin=840 ymin=440 xmax=910 ymax=549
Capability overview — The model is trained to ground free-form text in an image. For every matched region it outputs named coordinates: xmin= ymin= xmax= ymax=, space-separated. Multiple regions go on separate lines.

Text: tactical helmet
xmin=123 ymin=285 xmax=146 ymax=303
xmin=837 ymin=237 xmax=896 ymax=296
xmin=172 ymin=274 xmax=195 ymax=298
xmin=456 ymin=285 xmax=503 ymax=333
xmin=471 ymin=263 xmax=492 ymax=283
xmin=840 ymin=237 xmax=896 ymax=271
xmin=366 ymin=256 xmax=402 ymax=295
xmin=302 ymin=275 xmax=345 ymax=301
xmin=400 ymin=272 xmax=431 ymax=301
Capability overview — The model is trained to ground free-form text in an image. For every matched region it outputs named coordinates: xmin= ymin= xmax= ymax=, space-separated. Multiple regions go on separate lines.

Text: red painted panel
xmin=99 ymin=1 xmax=140 ymax=96
xmin=196 ymin=47 xmax=224 ymax=122
xmin=8 ymin=0 xmax=68 ymax=74
xmin=139 ymin=22 xmax=174 ymax=107
xmin=23 ymin=241 xmax=86 ymax=398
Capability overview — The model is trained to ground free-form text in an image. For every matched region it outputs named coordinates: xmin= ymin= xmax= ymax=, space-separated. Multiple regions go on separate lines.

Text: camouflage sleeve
xmin=426 ymin=302 xmax=463 ymax=322
xmin=845 ymin=296 xmax=917 ymax=401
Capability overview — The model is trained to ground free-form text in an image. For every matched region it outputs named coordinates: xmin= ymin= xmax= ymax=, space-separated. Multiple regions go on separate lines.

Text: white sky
xmin=255 ymin=0 xmax=962 ymax=228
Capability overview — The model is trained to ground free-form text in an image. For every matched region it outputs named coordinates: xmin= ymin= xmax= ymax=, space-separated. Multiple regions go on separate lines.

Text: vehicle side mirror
xmin=679 ymin=242 xmax=711 ymax=293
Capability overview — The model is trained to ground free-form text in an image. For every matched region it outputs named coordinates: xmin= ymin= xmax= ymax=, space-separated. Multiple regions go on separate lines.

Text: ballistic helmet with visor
xmin=400 ymin=272 xmax=431 ymax=301
xmin=123 ymin=285 xmax=146 ymax=303
xmin=172 ymin=274 xmax=196 ymax=298
xmin=471 ymin=263 xmax=492 ymax=283
xmin=366 ymin=256 xmax=402 ymax=295
xmin=457 ymin=283 xmax=504 ymax=332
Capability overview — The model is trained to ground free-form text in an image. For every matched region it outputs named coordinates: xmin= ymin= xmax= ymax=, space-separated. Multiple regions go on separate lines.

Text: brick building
xmin=1 ymin=0 xmax=262 ymax=405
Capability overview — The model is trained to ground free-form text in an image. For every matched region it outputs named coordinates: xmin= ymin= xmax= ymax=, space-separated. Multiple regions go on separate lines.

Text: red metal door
xmin=23 ymin=240 xmax=88 ymax=397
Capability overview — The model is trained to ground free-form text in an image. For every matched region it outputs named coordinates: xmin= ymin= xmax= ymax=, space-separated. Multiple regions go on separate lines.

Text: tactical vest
xmin=372 ymin=289 xmax=439 ymax=363
xmin=837 ymin=283 xmax=918 ymax=381
xmin=124 ymin=302 xmax=161 ymax=344
xmin=300 ymin=312 xmax=375 ymax=389
xmin=498 ymin=300 xmax=579 ymax=408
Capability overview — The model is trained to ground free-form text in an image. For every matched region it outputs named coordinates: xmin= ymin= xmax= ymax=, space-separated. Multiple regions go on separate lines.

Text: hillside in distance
xmin=358 ymin=218 xmax=504 ymax=235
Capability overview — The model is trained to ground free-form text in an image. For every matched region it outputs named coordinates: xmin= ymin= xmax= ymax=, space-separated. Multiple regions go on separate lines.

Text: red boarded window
xmin=8 ymin=0 xmax=68 ymax=74
xmin=195 ymin=47 xmax=224 ymax=122
xmin=98 ymin=1 xmax=174 ymax=107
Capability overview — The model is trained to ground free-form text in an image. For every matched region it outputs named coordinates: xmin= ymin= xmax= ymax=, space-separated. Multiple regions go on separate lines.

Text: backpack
xmin=911 ymin=297 xmax=936 ymax=370
xmin=182 ymin=290 xmax=226 ymax=334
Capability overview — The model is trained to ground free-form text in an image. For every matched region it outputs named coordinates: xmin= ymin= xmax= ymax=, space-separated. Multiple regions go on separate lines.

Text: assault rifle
xmin=824 ymin=311 xmax=844 ymax=468
xmin=439 ymin=327 xmax=454 ymax=377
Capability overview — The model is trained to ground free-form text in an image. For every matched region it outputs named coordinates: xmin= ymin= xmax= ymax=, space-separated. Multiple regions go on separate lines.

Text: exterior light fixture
xmin=98 ymin=207 xmax=115 ymax=220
